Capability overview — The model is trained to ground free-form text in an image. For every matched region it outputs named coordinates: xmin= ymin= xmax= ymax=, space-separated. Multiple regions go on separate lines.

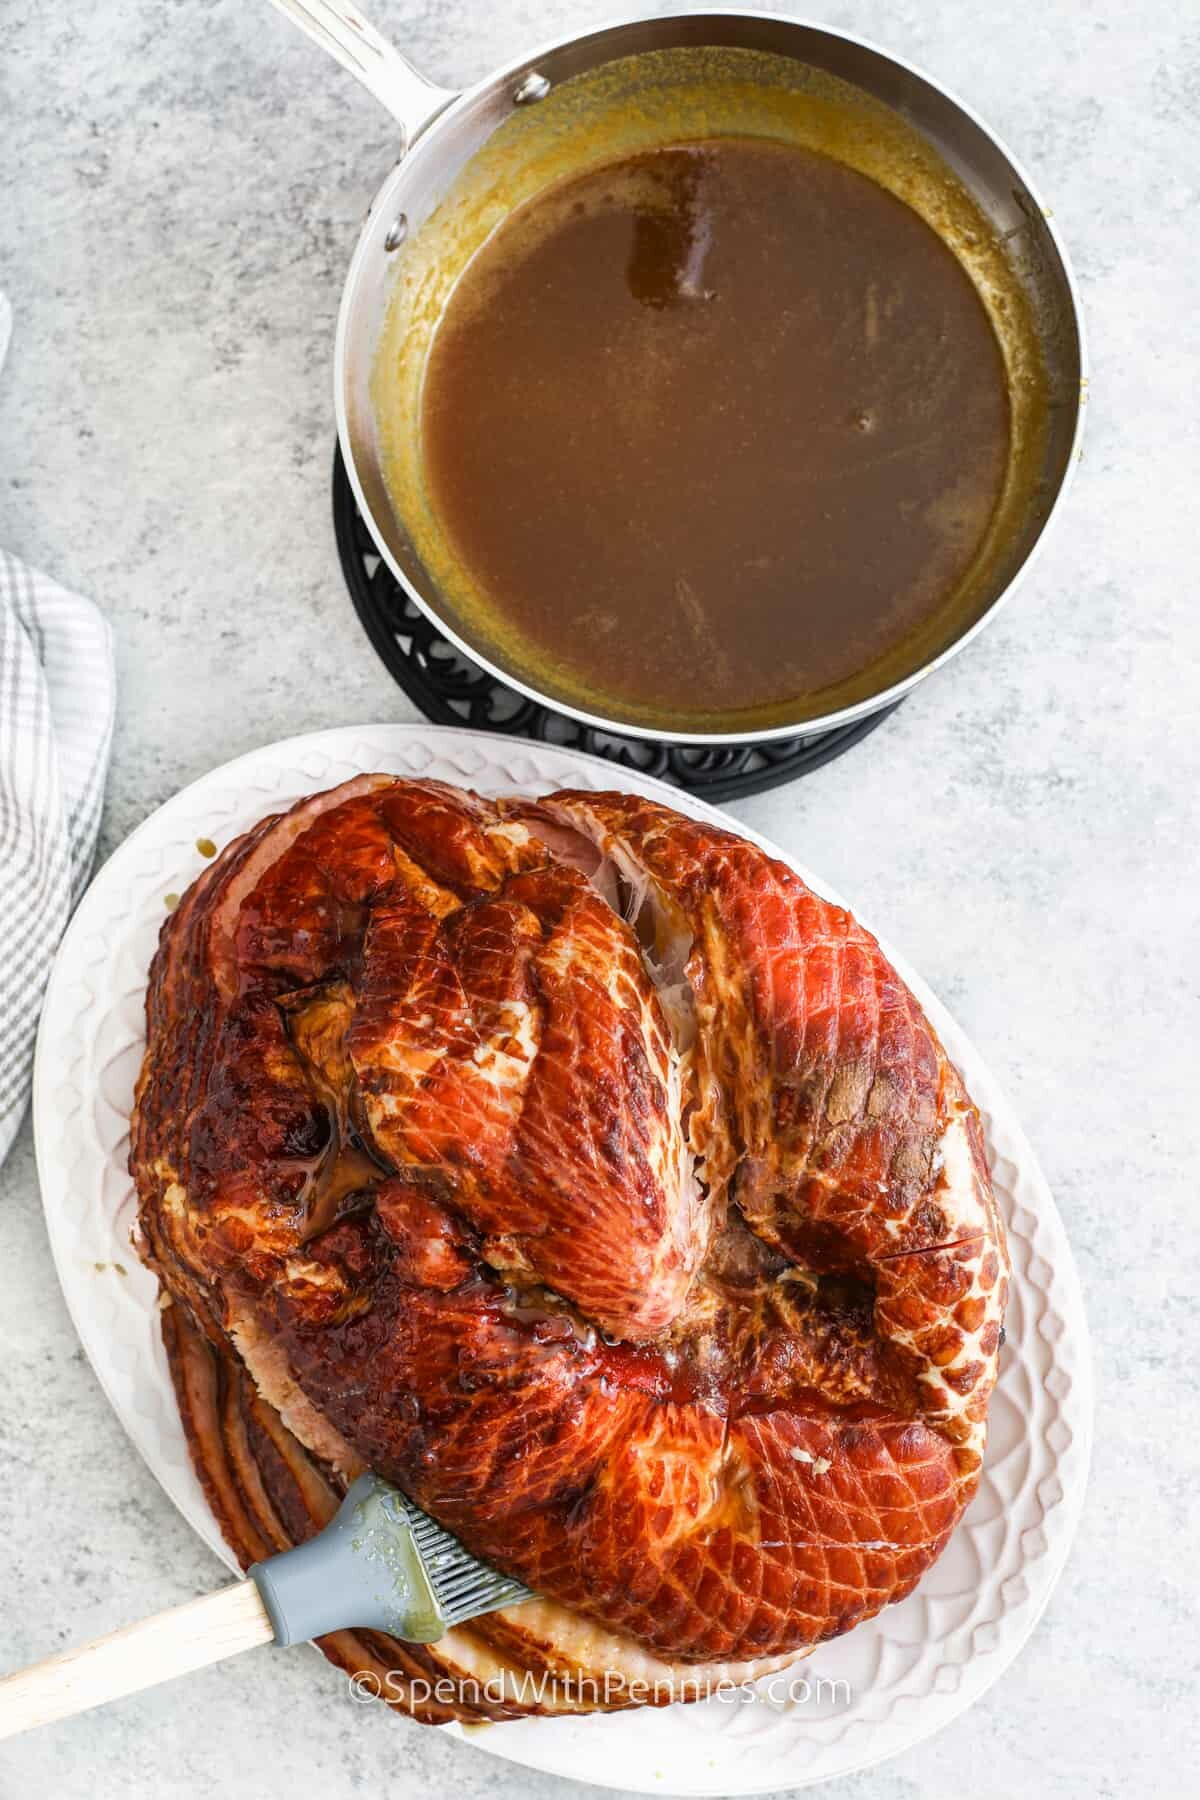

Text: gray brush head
xmin=250 ymin=1472 xmax=534 ymax=1647
xmin=402 ymin=1494 xmax=534 ymax=1627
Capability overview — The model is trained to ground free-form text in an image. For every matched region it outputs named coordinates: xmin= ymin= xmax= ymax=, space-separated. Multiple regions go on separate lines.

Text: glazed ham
xmin=131 ymin=778 xmax=1008 ymax=1717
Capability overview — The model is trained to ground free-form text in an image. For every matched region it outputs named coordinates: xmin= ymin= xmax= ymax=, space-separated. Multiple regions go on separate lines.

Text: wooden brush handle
xmin=0 ymin=1580 xmax=275 ymax=1740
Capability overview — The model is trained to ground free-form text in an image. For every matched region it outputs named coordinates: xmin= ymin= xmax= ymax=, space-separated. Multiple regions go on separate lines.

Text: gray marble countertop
xmin=2 ymin=1 xmax=1197 ymax=1796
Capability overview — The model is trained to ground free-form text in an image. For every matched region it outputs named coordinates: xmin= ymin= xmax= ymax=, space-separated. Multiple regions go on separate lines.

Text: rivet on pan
xmin=513 ymin=71 xmax=551 ymax=105
xmin=384 ymin=213 xmax=409 ymax=253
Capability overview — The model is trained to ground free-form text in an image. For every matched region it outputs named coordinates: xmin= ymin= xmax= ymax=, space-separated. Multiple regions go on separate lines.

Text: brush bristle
xmin=404 ymin=1498 xmax=534 ymax=1625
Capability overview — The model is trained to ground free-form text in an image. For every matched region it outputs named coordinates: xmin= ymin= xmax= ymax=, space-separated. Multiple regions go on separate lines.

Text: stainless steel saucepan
xmin=267 ymin=1 xmax=1085 ymax=743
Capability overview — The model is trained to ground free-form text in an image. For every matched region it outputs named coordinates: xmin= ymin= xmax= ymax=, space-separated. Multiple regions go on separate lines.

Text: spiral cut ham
xmin=130 ymin=777 xmax=1008 ymax=1720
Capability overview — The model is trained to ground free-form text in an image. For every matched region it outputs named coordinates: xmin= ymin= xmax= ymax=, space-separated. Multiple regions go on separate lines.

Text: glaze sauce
xmin=420 ymin=137 xmax=1011 ymax=724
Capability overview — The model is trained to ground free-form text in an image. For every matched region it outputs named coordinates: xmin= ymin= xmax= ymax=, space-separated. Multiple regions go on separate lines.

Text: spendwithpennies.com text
xmin=346 ymin=1670 xmax=853 ymax=1711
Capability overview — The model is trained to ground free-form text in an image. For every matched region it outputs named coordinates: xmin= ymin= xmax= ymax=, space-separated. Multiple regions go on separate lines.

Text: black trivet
xmin=334 ymin=447 xmax=901 ymax=803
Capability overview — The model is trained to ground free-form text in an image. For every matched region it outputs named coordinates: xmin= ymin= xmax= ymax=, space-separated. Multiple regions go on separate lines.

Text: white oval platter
xmin=33 ymin=724 xmax=1091 ymax=1795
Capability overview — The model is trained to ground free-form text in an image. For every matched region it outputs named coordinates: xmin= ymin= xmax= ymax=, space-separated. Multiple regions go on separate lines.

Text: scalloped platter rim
xmin=32 ymin=724 xmax=1092 ymax=1795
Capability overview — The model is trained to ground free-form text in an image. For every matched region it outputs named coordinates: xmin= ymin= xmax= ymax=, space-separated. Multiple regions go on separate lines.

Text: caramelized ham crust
xmin=131 ymin=778 xmax=1008 ymax=1716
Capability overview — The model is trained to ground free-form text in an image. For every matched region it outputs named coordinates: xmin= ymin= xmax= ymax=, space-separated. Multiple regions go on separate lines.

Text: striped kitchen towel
xmin=0 ymin=293 xmax=116 ymax=1164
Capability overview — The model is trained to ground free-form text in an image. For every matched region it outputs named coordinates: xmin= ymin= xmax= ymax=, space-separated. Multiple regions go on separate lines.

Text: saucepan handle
xmin=264 ymin=0 xmax=458 ymax=150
